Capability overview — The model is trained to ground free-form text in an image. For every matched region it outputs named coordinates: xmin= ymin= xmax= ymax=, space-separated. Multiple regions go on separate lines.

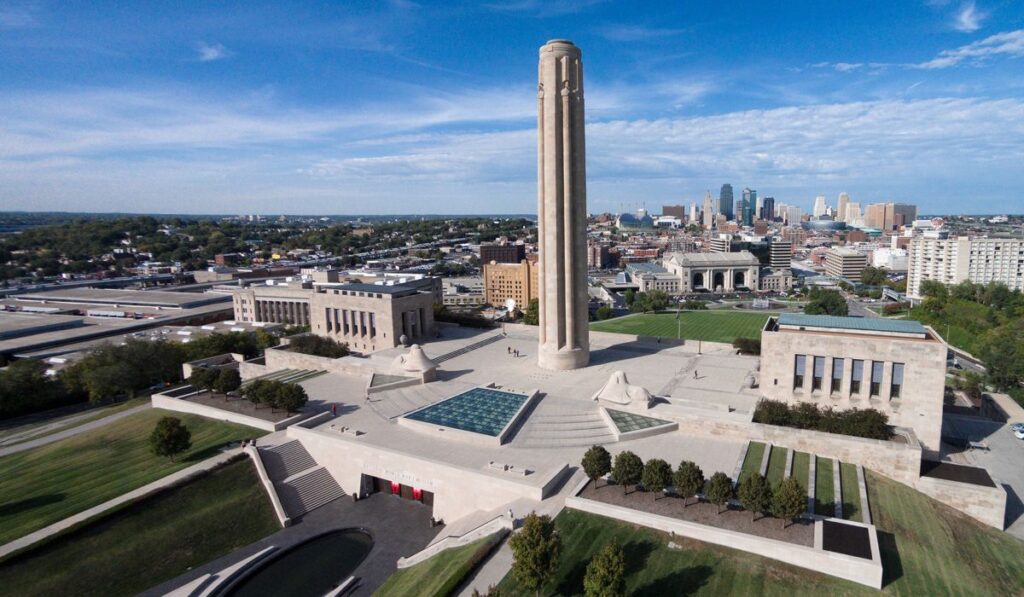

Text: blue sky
xmin=1 ymin=1 xmax=1023 ymax=215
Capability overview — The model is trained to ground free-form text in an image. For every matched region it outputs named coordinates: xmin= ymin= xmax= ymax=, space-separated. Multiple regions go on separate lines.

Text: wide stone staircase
xmin=258 ymin=440 xmax=345 ymax=518
xmin=432 ymin=333 xmax=503 ymax=365
xmin=511 ymin=401 xmax=616 ymax=448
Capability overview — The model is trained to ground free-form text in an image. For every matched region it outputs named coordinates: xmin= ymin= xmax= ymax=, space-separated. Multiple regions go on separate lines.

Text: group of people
xmin=507 ymin=346 xmax=522 ymax=358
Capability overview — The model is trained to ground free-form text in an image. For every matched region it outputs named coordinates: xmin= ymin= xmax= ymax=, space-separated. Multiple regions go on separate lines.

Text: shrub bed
xmin=752 ymin=399 xmax=893 ymax=441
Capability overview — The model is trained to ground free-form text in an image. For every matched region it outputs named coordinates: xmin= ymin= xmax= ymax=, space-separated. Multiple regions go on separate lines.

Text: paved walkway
xmin=0 ymin=404 xmax=151 ymax=457
xmin=0 ymin=446 xmax=242 ymax=560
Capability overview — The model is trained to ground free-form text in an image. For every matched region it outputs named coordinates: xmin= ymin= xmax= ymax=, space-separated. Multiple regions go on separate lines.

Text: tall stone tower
xmin=537 ymin=39 xmax=589 ymax=371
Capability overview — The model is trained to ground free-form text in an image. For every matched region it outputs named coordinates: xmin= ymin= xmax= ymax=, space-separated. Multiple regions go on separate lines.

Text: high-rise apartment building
xmin=893 ymin=204 xmax=917 ymax=229
xmin=813 ymin=195 xmax=828 ymax=218
xmin=587 ymin=242 xmax=610 ymax=269
xmin=907 ymin=235 xmax=1024 ymax=298
xmin=837 ymin=192 xmax=850 ymax=223
xmin=689 ymin=202 xmax=698 ymax=224
xmin=702 ymin=191 xmax=715 ymax=229
xmin=864 ymin=203 xmax=895 ymax=231
xmin=785 ymin=205 xmax=802 ymax=226
xmin=719 ymin=184 xmax=734 ymax=220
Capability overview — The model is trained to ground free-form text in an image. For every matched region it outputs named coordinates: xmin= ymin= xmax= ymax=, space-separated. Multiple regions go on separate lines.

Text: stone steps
xmin=276 ymin=466 xmax=346 ymax=518
xmin=259 ymin=440 xmax=317 ymax=481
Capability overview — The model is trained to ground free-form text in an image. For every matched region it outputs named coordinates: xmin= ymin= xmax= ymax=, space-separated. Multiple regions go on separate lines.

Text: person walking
xmin=693 ymin=369 xmax=698 ymax=379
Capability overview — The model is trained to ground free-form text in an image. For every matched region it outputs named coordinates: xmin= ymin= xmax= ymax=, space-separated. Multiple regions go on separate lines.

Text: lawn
xmin=737 ymin=442 xmax=766 ymax=485
xmin=791 ymin=452 xmax=811 ymax=494
xmin=840 ymin=463 xmax=862 ymax=522
xmin=0 ymin=409 xmax=263 ymax=545
xmin=590 ymin=311 xmax=774 ymax=344
xmin=814 ymin=457 xmax=835 ymax=516
xmin=374 ymin=532 xmax=502 ymax=597
xmin=765 ymin=446 xmax=788 ymax=488
xmin=0 ymin=398 xmax=149 ymax=447
xmin=0 ymin=458 xmax=279 ymax=596
xmin=495 ymin=472 xmax=1024 ymax=595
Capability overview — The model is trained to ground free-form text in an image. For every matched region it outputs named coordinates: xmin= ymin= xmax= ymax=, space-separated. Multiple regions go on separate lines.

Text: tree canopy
xmin=583 ymin=542 xmax=626 ymax=597
xmin=149 ymin=416 xmax=192 ymax=461
xmin=509 ymin=513 xmax=561 ymax=596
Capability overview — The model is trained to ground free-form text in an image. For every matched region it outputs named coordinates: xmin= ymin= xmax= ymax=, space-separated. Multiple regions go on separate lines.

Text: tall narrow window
xmin=851 ymin=359 xmax=864 ymax=395
xmin=891 ymin=363 xmax=905 ymax=399
xmin=794 ymin=355 xmax=806 ymax=390
xmin=812 ymin=356 xmax=825 ymax=391
xmin=831 ymin=358 xmax=844 ymax=394
xmin=870 ymin=361 xmax=884 ymax=397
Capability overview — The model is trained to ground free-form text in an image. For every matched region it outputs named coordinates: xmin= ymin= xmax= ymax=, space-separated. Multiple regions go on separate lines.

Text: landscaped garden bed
xmin=186 ymin=390 xmax=295 ymax=423
xmin=578 ymin=480 xmax=814 ymax=546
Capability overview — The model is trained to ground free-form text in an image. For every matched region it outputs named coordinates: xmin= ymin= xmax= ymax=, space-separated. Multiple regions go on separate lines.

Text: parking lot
xmin=943 ymin=413 xmax=1024 ymax=540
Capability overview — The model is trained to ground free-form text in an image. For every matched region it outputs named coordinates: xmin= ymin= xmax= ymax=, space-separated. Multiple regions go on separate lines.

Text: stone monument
xmin=537 ymin=39 xmax=589 ymax=370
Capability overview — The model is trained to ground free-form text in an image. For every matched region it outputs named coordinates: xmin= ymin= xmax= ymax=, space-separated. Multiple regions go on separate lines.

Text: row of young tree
xmin=187 ymin=367 xmax=242 ymax=394
xmin=240 ymin=379 xmax=308 ymax=414
xmin=582 ymin=446 xmax=807 ymax=528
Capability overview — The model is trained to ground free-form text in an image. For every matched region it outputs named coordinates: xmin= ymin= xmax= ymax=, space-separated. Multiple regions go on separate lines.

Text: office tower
xmin=826 ymin=247 xmax=869 ymax=281
xmin=813 ymin=195 xmax=828 ymax=218
xmin=702 ymin=191 xmax=715 ymax=229
xmin=893 ymin=204 xmax=917 ymax=229
xmin=689 ymin=202 xmax=698 ymax=224
xmin=480 ymin=242 xmax=526 ymax=264
xmin=846 ymin=202 xmax=862 ymax=224
xmin=762 ymin=197 xmax=775 ymax=221
xmin=864 ymin=203 xmax=895 ymax=230
xmin=837 ymin=192 xmax=849 ymax=222
xmin=741 ymin=188 xmax=756 ymax=226
xmin=755 ymin=196 xmax=763 ymax=219
xmin=720 ymin=184 xmax=734 ymax=220
xmin=769 ymin=238 xmax=793 ymax=269
xmin=785 ymin=205 xmax=803 ymax=226
xmin=537 ymin=39 xmax=588 ymax=370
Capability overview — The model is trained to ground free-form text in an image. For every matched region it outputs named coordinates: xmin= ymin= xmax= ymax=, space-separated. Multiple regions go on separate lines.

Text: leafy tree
xmin=188 ymin=367 xmax=218 ymax=391
xmin=979 ymin=320 xmax=1024 ymax=392
xmin=860 ymin=266 xmax=888 ymax=286
xmin=624 ymin=289 xmax=636 ymax=306
xmin=212 ymin=368 xmax=242 ymax=394
xmin=641 ymin=458 xmax=673 ymax=500
xmin=242 ymin=379 xmax=269 ymax=408
xmin=0 ymin=359 xmax=73 ymax=420
xmin=275 ymin=383 xmax=308 ymax=413
xmin=732 ymin=337 xmax=761 ymax=355
xmin=581 ymin=445 xmax=612 ymax=488
xmin=595 ymin=305 xmax=614 ymax=320
xmin=737 ymin=473 xmax=773 ymax=521
xmin=583 ymin=541 xmax=626 ymax=597
xmin=523 ymin=298 xmax=540 ymax=326
xmin=804 ymin=288 xmax=848 ymax=316
xmin=287 ymin=334 xmax=350 ymax=358
xmin=673 ymin=461 xmax=705 ymax=507
xmin=919 ymin=279 xmax=949 ymax=300
xmin=705 ymin=472 xmax=733 ymax=514
xmin=771 ymin=476 xmax=807 ymax=528
xmin=149 ymin=416 xmax=192 ymax=462
xmin=509 ymin=513 xmax=561 ymax=597
xmin=611 ymin=451 xmax=643 ymax=495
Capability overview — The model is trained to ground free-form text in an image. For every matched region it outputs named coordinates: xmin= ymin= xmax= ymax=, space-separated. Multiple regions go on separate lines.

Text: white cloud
xmin=918 ymin=29 xmax=1024 ymax=68
xmin=953 ymin=1 xmax=985 ymax=32
xmin=196 ymin=42 xmax=230 ymax=62
xmin=483 ymin=0 xmax=607 ymax=17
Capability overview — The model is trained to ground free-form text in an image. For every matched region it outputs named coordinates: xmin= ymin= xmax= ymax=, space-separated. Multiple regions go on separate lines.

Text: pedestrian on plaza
xmin=694 ymin=370 xmax=698 ymax=379
xmin=332 ymin=403 xmax=337 ymax=416
xmin=508 ymin=346 xmax=511 ymax=354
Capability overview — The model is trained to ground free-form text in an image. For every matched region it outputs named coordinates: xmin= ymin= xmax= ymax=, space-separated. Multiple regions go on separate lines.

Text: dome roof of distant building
xmin=617 ymin=213 xmax=654 ymax=229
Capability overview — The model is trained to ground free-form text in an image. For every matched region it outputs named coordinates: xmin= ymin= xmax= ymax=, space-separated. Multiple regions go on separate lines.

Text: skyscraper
xmin=762 ymin=197 xmax=776 ymax=221
xmin=719 ymin=184 xmax=734 ymax=220
xmin=837 ymin=192 xmax=849 ymax=223
xmin=689 ymin=202 xmax=698 ymax=224
xmin=813 ymin=195 xmax=828 ymax=218
xmin=702 ymin=191 xmax=715 ymax=229
xmin=741 ymin=188 xmax=756 ymax=226
xmin=536 ymin=39 xmax=588 ymax=371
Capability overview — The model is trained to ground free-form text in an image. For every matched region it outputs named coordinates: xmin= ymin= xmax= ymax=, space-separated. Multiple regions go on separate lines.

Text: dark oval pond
xmin=225 ymin=529 xmax=373 ymax=597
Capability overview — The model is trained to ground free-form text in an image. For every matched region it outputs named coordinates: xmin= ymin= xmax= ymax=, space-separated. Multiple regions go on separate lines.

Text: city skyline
xmin=2 ymin=1 xmax=1023 ymax=215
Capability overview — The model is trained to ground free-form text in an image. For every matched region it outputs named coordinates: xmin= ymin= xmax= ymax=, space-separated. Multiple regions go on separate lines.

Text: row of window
xmin=794 ymin=355 xmax=904 ymax=399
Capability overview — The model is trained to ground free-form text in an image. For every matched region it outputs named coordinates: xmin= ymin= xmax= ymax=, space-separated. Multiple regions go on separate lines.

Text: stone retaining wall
xmin=152 ymin=394 xmax=309 ymax=432
xmin=565 ymin=495 xmax=882 ymax=589
xmin=913 ymin=474 xmax=1007 ymax=529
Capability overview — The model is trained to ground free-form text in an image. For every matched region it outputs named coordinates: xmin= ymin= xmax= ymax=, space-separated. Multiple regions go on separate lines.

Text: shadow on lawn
xmin=635 ymin=564 xmax=713 ymax=596
xmin=0 ymin=493 xmax=65 ymax=517
xmin=556 ymin=540 xmax=656 ymax=596
xmin=877 ymin=531 xmax=904 ymax=587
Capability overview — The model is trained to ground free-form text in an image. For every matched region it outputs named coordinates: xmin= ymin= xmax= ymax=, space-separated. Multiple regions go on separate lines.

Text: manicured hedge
xmin=752 ymin=399 xmax=892 ymax=440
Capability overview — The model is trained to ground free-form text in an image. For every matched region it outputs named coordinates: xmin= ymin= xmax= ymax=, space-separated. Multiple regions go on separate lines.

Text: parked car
xmin=1010 ymin=423 xmax=1024 ymax=439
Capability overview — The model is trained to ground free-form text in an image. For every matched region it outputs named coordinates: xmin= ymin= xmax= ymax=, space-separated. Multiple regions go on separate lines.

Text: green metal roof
xmin=777 ymin=313 xmax=927 ymax=335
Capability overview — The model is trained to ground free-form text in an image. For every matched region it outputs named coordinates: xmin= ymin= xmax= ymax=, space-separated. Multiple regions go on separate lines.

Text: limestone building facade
xmin=760 ymin=314 xmax=946 ymax=451
xmin=663 ymin=251 xmax=760 ymax=292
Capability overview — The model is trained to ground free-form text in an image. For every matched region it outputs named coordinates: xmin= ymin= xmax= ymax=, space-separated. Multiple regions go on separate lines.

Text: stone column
xmin=537 ymin=39 xmax=589 ymax=370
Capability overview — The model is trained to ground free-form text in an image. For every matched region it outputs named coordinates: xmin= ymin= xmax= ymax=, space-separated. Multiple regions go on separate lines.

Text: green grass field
xmin=590 ymin=311 xmax=774 ymax=344
xmin=738 ymin=442 xmax=766 ymax=485
xmin=374 ymin=533 xmax=501 ymax=597
xmin=765 ymin=446 xmax=788 ymax=488
xmin=494 ymin=471 xmax=1024 ymax=595
xmin=0 ymin=398 xmax=149 ymax=447
xmin=0 ymin=409 xmax=263 ymax=544
xmin=791 ymin=452 xmax=810 ymax=494
xmin=840 ymin=463 xmax=862 ymax=522
xmin=815 ymin=457 xmax=835 ymax=516
xmin=0 ymin=458 xmax=278 ymax=596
